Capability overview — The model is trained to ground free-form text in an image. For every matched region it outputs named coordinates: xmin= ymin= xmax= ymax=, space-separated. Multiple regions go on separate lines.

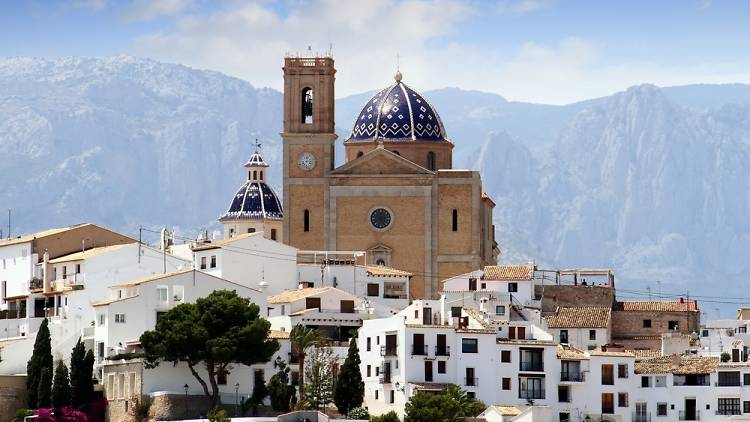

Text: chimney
xmin=42 ymin=249 xmax=51 ymax=294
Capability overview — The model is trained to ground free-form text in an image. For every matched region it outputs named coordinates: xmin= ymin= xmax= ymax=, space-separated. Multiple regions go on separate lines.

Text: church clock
xmin=297 ymin=152 xmax=316 ymax=171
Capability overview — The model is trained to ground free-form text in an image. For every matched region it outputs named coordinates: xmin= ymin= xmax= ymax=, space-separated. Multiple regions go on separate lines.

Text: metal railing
xmin=380 ymin=346 xmax=397 ymax=357
xmin=560 ymin=371 xmax=584 ymax=382
xmin=464 ymin=377 xmax=478 ymax=387
xmin=519 ymin=361 xmax=544 ymax=371
xmin=379 ymin=372 xmax=392 ymax=384
xmin=715 ymin=410 xmax=741 ymax=416
xmin=518 ymin=389 xmax=545 ymax=400
xmin=435 ymin=346 xmax=450 ymax=356
xmin=29 ymin=278 xmax=43 ymax=290
xmin=678 ymin=410 xmax=700 ymax=420
xmin=632 ymin=412 xmax=651 ymax=422
xmin=412 ymin=345 xmax=428 ymax=356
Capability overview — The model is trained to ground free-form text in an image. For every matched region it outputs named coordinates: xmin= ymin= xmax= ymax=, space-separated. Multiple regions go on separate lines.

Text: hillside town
xmin=2 ymin=55 xmax=749 ymax=422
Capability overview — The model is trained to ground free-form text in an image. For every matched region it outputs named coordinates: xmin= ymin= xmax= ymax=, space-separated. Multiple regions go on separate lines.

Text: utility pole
xmin=138 ymin=226 xmax=142 ymax=264
xmin=647 ymin=286 xmax=651 ymax=301
xmin=7 ymin=209 xmax=10 ymax=240
xmin=657 ymin=280 xmax=661 ymax=299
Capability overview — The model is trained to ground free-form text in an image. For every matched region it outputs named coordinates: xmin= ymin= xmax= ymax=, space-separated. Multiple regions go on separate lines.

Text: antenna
xmin=396 ymin=52 xmax=400 ymax=73
xmin=7 ymin=209 xmax=10 ymax=240
xmin=254 ymin=138 xmax=262 ymax=153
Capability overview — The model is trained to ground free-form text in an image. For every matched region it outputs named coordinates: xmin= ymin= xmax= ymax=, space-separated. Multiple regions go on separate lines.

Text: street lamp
xmin=235 ymin=382 xmax=240 ymax=416
xmin=183 ymin=384 xmax=189 ymax=418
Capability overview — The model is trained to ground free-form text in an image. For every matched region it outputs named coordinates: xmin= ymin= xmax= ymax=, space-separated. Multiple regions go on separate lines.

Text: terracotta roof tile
xmin=617 ymin=300 xmax=698 ymax=312
xmin=482 ymin=265 xmax=534 ymax=281
xmin=545 ymin=307 xmax=611 ymax=328
xmin=49 ymin=243 xmax=134 ymax=263
xmin=627 ymin=349 xmax=662 ymax=360
xmin=635 ymin=355 xmax=719 ymax=375
xmin=556 ymin=344 xmax=590 ymax=360
xmin=268 ymin=330 xmax=290 ymax=339
xmin=366 ymin=266 xmax=412 ymax=277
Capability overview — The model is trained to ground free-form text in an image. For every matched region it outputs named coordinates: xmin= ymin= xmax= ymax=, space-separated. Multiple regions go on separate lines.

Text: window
xmin=375 ymin=390 xmax=378 ymax=400
xmin=601 ymin=393 xmax=614 ymax=414
xmin=496 ymin=305 xmax=506 ymax=316
xmin=508 ymin=282 xmax=518 ymax=292
xmin=657 ymin=403 xmax=667 ymax=416
xmin=302 ymin=87 xmax=313 ymax=124
xmin=668 ymin=320 xmax=679 ymax=330
xmin=426 ymin=151 xmax=435 ymax=170
xmin=254 ymin=369 xmax=265 ymax=386
xmin=559 ymin=413 xmax=570 ymax=422
xmin=719 ymin=371 xmax=741 ymax=386
xmin=618 ymin=392 xmax=628 ymax=407
xmin=558 ymin=385 xmax=570 ymax=403
xmin=560 ymin=330 xmax=569 ymax=343
xmin=366 ymin=337 xmax=371 ymax=351
xmin=248 ymin=228 xmax=255 ymax=233
xmin=210 ymin=255 xmax=216 ymax=268
xmin=744 ymin=373 xmax=750 ymax=385
xmin=98 ymin=342 xmax=104 ymax=358
xmin=744 ymin=401 xmax=750 ymax=414
xmin=481 ymin=282 xmax=486 ymax=289
xmin=466 ymin=392 xmax=475 ymax=399
xmin=718 ymin=398 xmax=741 ymax=415
xmin=270 ymin=229 xmax=277 ymax=241
xmin=519 ymin=377 xmax=544 ymax=399
xmin=173 ymin=285 xmax=184 ymax=302
xmin=519 ymin=348 xmax=543 ymax=371
xmin=465 ymin=367 xmax=476 ymax=386
xmin=367 ymin=283 xmax=379 ymax=297
xmin=375 ymin=367 xmax=379 ymax=376
xmin=114 ymin=314 xmax=126 ymax=323
xmin=157 ymin=286 xmax=168 ymax=302
xmin=643 ymin=319 xmax=652 ymax=328
xmin=303 ymin=210 xmax=310 ymax=232
xmin=702 ymin=329 xmax=709 ymax=337
xmin=641 ymin=376 xmax=651 ymax=387
xmin=62 ymin=266 xmax=67 ymax=280
xmin=589 ymin=329 xmax=596 ymax=340
xmin=76 ymin=264 xmax=81 ymax=274
xmin=451 ymin=209 xmax=458 ymax=231
xmin=156 ymin=311 xmax=167 ymax=323
xmin=451 ymin=307 xmax=462 ymax=318
xmin=502 ymin=378 xmax=511 ymax=390
xmin=462 ymin=338 xmax=478 ymax=353
xmin=366 ymin=365 xmax=371 ymax=377
xmin=468 ymin=278 xmax=477 ymax=291
xmin=618 ymin=364 xmax=628 ymax=378
xmin=200 ymin=256 xmax=206 ymax=269
xmin=129 ymin=372 xmax=136 ymax=398
xmin=438 ymin=361 xmax=446 ymax=373
xmin=357 ymin=151 xmax=364 ymax=158
xmin=99 ymin=314 xmax=106 ymax=326
xmin=601 ymin=364 xmax=614 ymax=385
xmin=501 ymin=350 xmax=511 ymax=363
xmin=390 ymin=390 xmax=394 ymax=404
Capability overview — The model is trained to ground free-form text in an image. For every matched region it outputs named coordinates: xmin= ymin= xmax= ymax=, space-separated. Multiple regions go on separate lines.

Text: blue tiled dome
xmin=347 ymin=74 xmax=448 ymax=143
xmin=219 ymin=181 xmax=283 ymax=221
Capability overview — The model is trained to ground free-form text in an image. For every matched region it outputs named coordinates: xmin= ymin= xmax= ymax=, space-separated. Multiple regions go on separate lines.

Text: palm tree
xmin=290 ymin=324 xmax=324 ymax=398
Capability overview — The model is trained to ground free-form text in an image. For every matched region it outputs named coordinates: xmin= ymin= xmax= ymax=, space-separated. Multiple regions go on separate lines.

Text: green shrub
xmin=347 ymin=406 xmax=370 ymax=420
xmin=371 ymin=411 xmax=399 ymax=422
xmin=207 ymin=406 xmax=231 ymax=422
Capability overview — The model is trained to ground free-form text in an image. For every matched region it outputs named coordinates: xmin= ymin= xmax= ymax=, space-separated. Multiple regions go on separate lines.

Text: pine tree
xmin=69 ymin=338 xmax=92 ymax=406
xmin=37 ymin=367 xmax=52 ymax=408
xmin=267 ymin=357 xmax=294 ymax=412
xmin=27 ymin=318 xmax=53 ymax=408
xmin=334 ymin=338 xmax=364 ymax=415
xmin=51 ymin=360 xmax=72 ymax=408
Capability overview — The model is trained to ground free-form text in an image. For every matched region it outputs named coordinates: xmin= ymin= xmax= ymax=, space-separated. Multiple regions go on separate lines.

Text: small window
xmin=641 ymin=376 xmax=651 ymax=387
xmin=451 ymin=307 xmax=462 ymax=318
xmin=75 ymin=264 xmax=81 ymax=274
xmin=375 ymin=367 xmax=379 ymax=376
xmin=157 ymin=286 xmax=168 ymax=302
xmin=618 ymin=363 xmax=628 ymax=378
xmin=702 ymin=329 xmax=709 ymax=337
xmin=248 ymin=228 xmax=256 ymax=233
xmin=366 ymin=365 xmax=371 ymax=377
xmin=668 ymin=320 xmax=679 ymax=330
xmin=502 ymin=377 xmax=511 ymax=390
xmin=115 ymin=314 xmax=126 ymax=323
xmin=270 ymin=229 xmax=277 ymax=241
xmin=744 ymin=373 xmax=750 ymax=385
xmin=657 ymin=403 xmax=667 ymax=416
xmin=375 ymin=390 xmax=378 ymax=400
xmin=559 ymin=413 xmax=570 ymax=422
xmin=437 ymin=361 xmax=446 ymax=373
xmin=501 ymin=350 xmax=511 ymax=363
xmin=390 ymin=390 xmax=394 ymax=404
xmin=508 ymin=282 xmax=518 ymax=292
xmin=99 ymin=314 xmax=106 ymax=326
xmin=558 ymin=385 xmax=570 ymax=403
xmin=618 ymin=393 xmax=628 ymax=407
xmin=466 ymin=392 xmax=475 ymax=399
xmin=302 ymin=87 xmax=313 ymax=124
xmin=210 ymin=255 xmax=216 ymax=268
xmin=481 ymin=282 xmax=486 ymax=289
xmin=643 ymin=319 xmax=652 ymax=328
xmin=744 ymin=401 xmax=750 ymax=413
xmin=496 ymin=305 xmax=506 ymax=316
xmin=426 ymin=151 xmax=435 ymax=170
xmin=303 ymin=209 xmax=310 ymax=232
xmin=366 ymin=337 xmax=371 ymax=351
xmin=200 ymin=256 xmax=206 ymax=270
xmin=589 ymin=329 xmax=596 ymax=340
xmin=367 ymin=283 xmax=379 ymax=297
xmin=468 ymin=278 xmax=477 ymax=291
xmin=451 ymin=209 xmax=458 ymax=232
xmin=560 ymin=330 xmax=569 ymax=344
xmin=461 ymin=338 xmax=478 ymax=353
xmin=357 ymin=151 xmax=364 ymax=158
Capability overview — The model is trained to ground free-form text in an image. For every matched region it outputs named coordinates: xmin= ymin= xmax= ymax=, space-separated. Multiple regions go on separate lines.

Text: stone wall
xmin=0 ymin=375 xmax=26 ymax=422
xmin=611 ymin=310 xmax=699 ymax=340
xmin=538 ymin=285 xmax=615 ymax=312
xmin=148 ymin=393 xmax=212 ymax=421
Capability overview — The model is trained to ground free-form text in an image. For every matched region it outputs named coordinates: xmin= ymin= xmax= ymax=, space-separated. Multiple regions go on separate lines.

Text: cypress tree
xmin=52 ymin=360 xmax=71 ymax=408
xmin=37 ymin=367 xmax=52 ymax=408
xmin=27 ymin=318 xmax=53 ymax=408
xmin=333 ymin=338 xmax=364 ymax=415
xmin=83 ymin=348 xmax=95 ymax=403
xmin=70 ymin=338 xmax=87 ymax=406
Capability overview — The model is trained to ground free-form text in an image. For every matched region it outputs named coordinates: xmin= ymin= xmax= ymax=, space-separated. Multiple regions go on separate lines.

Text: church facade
xmin=281 ymin=56 xmax=498 ymax=299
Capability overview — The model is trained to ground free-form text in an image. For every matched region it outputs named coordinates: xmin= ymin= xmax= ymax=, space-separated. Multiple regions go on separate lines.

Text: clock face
xmin=370 ymin=207 xmax=392 ymax=230
xmin=297 ymin=152 xmax=316 ymax=171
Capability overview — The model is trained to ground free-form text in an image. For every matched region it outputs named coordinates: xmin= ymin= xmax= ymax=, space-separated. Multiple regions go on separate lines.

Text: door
xmin=517 ymin=326 xmax=526 ymax=340
xmin=413 ymin=333 xmax=425 ymax=355
xmin=437 ymin=334 xmax=447 ymax=355
xmin=424 ymin=361 xmax=433 ymax=382
xmin=423 ymin=307 xmax=432 ymax=325
xmin=685 ymin=398 xmax=696 ymax=420
xmin=385 ymin=334 xmax=397 ymax=356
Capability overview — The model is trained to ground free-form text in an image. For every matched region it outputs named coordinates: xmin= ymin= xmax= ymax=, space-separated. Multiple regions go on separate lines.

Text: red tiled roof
xmin=617 ymin=300 xmax=698 ymax=312
xmin=545 ymin=307 xmax=611 ymax=329
xmin=482 ymin=265 xmax=534 ymax=281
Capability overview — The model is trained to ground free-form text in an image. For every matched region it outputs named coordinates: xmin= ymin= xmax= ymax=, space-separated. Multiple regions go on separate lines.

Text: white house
xmin=543 ymin=307 xmax=612 ymax=351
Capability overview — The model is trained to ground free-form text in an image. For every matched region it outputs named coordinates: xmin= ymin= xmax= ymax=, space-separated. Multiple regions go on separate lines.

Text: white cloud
xmin=70 ymin=0 xmax=108 ymax=11
xmin=130 ymin=0 xmax=750 ymax=105
xmin=123 ymin=0 xmax=193 ymax=21
xmin=496 ymin=0 xmax=556 ymax=14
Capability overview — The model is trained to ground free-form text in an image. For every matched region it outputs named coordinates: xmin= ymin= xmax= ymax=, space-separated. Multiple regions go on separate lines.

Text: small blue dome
xmin=347 ymin=77 xmax=448 ymax=143
xmin=219 ymin=181 xmax=283 ymax=221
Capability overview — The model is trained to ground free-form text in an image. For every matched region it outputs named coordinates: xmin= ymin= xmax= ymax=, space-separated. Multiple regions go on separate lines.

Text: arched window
xmin=376 ymin=259 xmax=386 ymax=266
xmin=302 ymin=87 xmax=313 ymax=124
xmin=427 ymin=151 xmax=435 ymax=170
xmin=248 ymin=171 xmax=252 ymax=180
xmin=270 ymin=229 xmax=277 ymax=241
xmin=252 ymin=170 xmax=257 ymax=180
xmin=303 ymin=209 xmax=310 ymax=232
xmin=260 ymin=171 xmax=263 ymax=180
xmin=452 ymin=209 xmax=458 ymax=232
xmin=357 ymin=151 xmax=364 ymax=158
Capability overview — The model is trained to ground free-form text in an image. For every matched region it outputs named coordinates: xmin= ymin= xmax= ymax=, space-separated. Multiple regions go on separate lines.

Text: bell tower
xmin=281 ymin=54 xmax=337 ymax=250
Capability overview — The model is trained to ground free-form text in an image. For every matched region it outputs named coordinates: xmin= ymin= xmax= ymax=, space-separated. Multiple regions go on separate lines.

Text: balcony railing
xmin=518 ymin=389 xmax=545 ymax=400
xmin=633 ymin=412 xmax=651 ymax=422
xmin=519 ymin=361 xmax=544 ymax=372
xmin=678 ymin=410 xmax=700 ymax=421
xmin=560 ymin=371 xmax=584 ymax=382
xmin=379 ymin=373 xmax=392 ymax=384
xmin=435 ymin=346 xmax=450 ymax=356
xmin=412 ymin=345 xmax=428 ymax=356
xmin=29 ymin=278 xmax=43 ymax=290
xmin=715 ymin=410 xmax=741 ymax=416
xmin=464 ymin=377 xmax=478 ymax=387
xmin=380 ymin=346 xmax=397 ymax=357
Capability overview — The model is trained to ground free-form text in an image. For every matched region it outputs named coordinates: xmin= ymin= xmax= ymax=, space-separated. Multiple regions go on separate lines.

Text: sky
xmin=2 ymin=0 xmax=750 ymax=104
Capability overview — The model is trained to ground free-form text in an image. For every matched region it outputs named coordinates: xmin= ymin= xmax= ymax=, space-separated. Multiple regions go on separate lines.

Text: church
xmin=280 ymin=55 xmax=499 ymax=300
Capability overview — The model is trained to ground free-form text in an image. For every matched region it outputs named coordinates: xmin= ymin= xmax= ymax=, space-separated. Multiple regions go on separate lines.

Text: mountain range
xmin=2 ymin=56 xmax=750 ymax=313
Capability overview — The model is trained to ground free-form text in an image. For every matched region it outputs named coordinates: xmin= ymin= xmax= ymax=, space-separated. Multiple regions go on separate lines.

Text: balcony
xmin=560 ymin=371 xmax=584 ymax=382
xmin=518 ymin=389 xmax=545 ymax=400
xmin=678 ymin=411 xmax=700 ymax=421
xmin=715 ymin=410 xmax=741 ymax=416
xmin=379 ymin=372 xmax=392 ymax=384
xmin=435 ymin=346 xmax=450 ymax=357
xmin=519 ymin=361 xmax=544 ymax=372
xmin=412 ymin=345 xmax=428 ymax=356
xmin=29 ymin=278 xmax=43 ymax=291
xmin=464 ymin=377 xmax=478 ymax=387
xmin=380 ymin=345 xmax=397 ymax=357
xmin=633 ymin=412 xmax=651 ymax=422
